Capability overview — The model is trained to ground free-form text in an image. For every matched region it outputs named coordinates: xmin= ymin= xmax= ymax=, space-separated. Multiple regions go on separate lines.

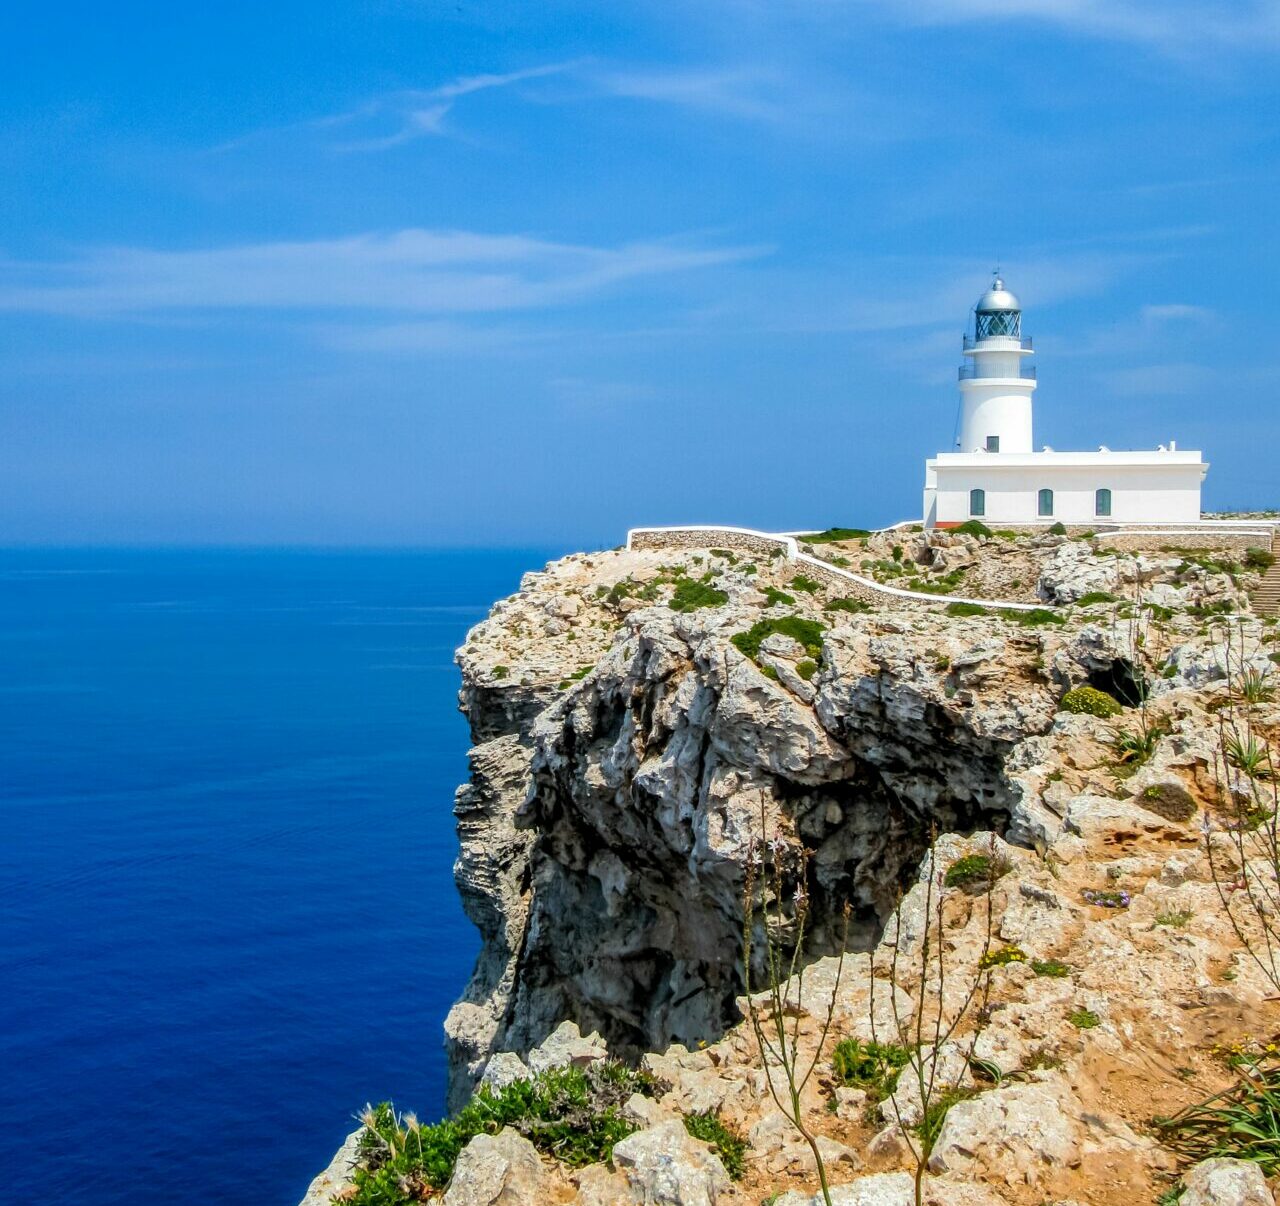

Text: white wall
xmin=957 ymin=386 xmax=1034 ymax=453
xmin=933 ymin=462 xmax=1204 ymax=524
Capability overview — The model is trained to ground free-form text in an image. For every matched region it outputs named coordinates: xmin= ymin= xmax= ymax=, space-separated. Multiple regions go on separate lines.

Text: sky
xmin=1 ymin=1 xmax=1278 ymax=547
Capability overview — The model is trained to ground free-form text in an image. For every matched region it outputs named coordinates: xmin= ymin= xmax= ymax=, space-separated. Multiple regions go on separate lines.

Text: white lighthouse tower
xmin=923 ymin=272 xmax=1208 ymax=527
xmin=956 ymin=275 xmax=1036 ymax=454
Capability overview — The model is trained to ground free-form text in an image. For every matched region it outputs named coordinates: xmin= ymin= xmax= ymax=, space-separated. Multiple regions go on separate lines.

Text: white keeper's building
xmin=923 ymin=277 xmax=1208 ymax=528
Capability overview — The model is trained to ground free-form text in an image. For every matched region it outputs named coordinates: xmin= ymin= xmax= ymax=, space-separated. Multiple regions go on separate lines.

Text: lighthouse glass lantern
xmin=974 ymin=278 xmax=1022 ymax=339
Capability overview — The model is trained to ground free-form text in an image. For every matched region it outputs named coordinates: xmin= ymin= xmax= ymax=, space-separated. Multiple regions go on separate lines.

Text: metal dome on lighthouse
xmin=974 ymin=276 xmax=1022 ymax=339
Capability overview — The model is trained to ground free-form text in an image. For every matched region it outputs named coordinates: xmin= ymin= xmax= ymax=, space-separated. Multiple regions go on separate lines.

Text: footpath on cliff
xmin=303 ymin=523 xmax=1280 ymax=1206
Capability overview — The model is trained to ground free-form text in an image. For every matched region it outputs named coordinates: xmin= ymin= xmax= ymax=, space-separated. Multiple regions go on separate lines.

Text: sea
xmin=0 ymin=547 xmax=560 ymax=1205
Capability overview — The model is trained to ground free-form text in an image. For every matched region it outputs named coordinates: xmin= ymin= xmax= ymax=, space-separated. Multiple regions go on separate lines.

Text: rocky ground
xmin=304 ymin=526 xmax=1280 ymax=1206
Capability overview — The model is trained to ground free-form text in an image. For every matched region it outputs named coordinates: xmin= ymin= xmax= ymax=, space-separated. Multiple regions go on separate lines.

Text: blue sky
xmin=2 ymin=1 xmax=1278 ymax=546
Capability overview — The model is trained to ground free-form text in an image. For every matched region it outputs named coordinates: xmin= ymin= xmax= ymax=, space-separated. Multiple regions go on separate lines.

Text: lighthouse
xmin=957 ymin=276 xmax=1036 ymax=455
xmin=923 ymin=273 xmax=1208 ymax=527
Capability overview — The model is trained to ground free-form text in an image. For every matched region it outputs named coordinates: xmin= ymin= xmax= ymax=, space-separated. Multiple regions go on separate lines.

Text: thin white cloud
xmin=0 ymin=229 xmax=770 ymax=318
xmin=587 ymin=66 xmax=789 ymax=123
xmin=855 ymin=0 xmax=1280 ymax=54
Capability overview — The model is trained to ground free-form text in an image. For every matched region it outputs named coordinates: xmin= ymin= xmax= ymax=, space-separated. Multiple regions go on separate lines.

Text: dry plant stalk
xmin=742 ymin=802 xmax=850 ymax=1206
xmin=1204 ymin=619 xmax=1280 ymax=994
xmin=870 ymin=830 xmax=998 ymax=1206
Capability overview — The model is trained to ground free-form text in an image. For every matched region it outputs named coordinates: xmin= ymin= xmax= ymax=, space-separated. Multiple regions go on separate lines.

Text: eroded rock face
xmin=1180 ymin=1157 xmax=1274 ymax=1206
xmin=442 ymin=540 xmax=1273 ymax=1111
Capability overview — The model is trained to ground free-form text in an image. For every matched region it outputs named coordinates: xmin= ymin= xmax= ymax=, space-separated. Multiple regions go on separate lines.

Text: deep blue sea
xmin=0 ymin=547 xmax=556 ymax=1205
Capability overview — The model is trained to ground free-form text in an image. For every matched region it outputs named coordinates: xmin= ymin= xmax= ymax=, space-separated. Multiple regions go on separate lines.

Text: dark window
xmin=969 ymin=488 xmax=985 ymax=517
xmin=985 ymin=435 xmax=1000 ymax=453
xmin=976 ymin=310 xmax=1021 ymax=339
xmin=1038 ymin=488 xmax=1054 ymax=517
xmin=1095 ymin=488 xmax=1112 ymax=517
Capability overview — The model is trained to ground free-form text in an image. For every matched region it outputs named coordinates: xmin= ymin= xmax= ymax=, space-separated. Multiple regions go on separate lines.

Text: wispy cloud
xmin=855 ymin=0 xmax=1280 ymax=55
xmin=0 ymin=229 xmax=769 ymax=318
xmin=587 ymin=65 xmax=790 ymax=123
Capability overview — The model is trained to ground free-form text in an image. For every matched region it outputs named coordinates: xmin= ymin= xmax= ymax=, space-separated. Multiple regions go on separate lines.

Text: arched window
xmin=969 ymin=488 xmax=985 ymax=517
xmin=1095 ymin=488 xmax=1112 ymax=517
xmin=1037 ymin=488 xmax=1054 ymax=517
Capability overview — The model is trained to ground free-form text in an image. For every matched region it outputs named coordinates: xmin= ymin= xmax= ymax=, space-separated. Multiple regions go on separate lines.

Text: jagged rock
xmin=443 ymin=1129 xmax=549 ymax=1206
xmin=479 ymin=1051 xmax=531 ymax=1093
xmin=1180 ymin=1157 xmax=1273 ymax=1206
xmin=609 ymin=1120 xmax=731 ymax=1205
xmin=298 ymin=1128 xmax=360 ymax=1206
xmin=773 ymin=1172 xmax=915 ymax=1205
xmin=526 ymin=1021 xmax=608 ymax=1075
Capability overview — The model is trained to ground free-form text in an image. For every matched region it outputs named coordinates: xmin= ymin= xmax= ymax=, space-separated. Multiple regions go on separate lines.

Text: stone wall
xmin=627 ymin=527 xmax=795 ymax=559
xmin=1094 ymin=531 xmax=1273 ymax=554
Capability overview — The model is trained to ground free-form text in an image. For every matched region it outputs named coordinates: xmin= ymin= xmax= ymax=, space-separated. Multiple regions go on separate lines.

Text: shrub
xmin=1048 ymin=522 xmax=1068 ymax=535
xmin=1156 ymin=909 xmax=1193 ymax=927
xmin=493 ymin=665 xmax=509 ymax=680
xmin=944 ymin=853 xmax=1010 ymax=890
xmin=1074 ymin=591 xmax=1121 ymax=607
xmin=348 ymin=1063 xmax=656 ymax=1203
xmin=945 ymin=601 xmax=989 ymax=618
xmin=952 ymin=520 xmax=992 ymax=538
xmin=831 ymin=1038 xmax=911 ymax=1102
xmin=1068 ymin=1008 xmax=1101 ymax=1029
xmin=731 ymin=616 xmax=826 ymax=662
xmin=669 ymin=578 xmax=729 ymax=612
xmin=682 ymin=1112 xmax=747 ymax=1180
xmin=979 ymin=945 xmax=1027 ymax=970
xmin=1245 ymin=547 xmax=1276 ymax=571
xmin=825 ymin=597 xmax=871 ymax=614
xmin=796 ymin=659 xmax=818 ymax=681
xmin=1059 ymin=686 xmax=1123 ymax=718
xmin=1012 ymin=608 xmax=1065 ymax=627
xmin=763 ymin=586 xmax=795 ymax=607
xmin=800 ymin=527 xmax=871 ymax=543
xmin=1031 ymin=959 xmax=1070 ymax=978
xmin=557 ymin=666 xmax=594 ymax=690
xmin=790 ymin=574 xmax=823 ymax=595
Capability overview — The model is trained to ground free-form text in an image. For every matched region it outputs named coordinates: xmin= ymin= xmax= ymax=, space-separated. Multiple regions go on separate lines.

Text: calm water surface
xmin=0 ymin=548 xmax=556 ymax=1205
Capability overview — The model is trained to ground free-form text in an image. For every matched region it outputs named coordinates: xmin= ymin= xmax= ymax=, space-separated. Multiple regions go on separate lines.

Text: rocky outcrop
xmin=443 ymin=539 xmax=1276 ymax=1108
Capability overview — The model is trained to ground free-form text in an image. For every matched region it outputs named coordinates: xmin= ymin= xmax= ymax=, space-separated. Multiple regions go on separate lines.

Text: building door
xmin=1095 ymin=488 xmax=1111 ymax=517
xmin=1038 ymin=488 xmax=1054 ymax=517
xmin=969 ymin=488 xmax=985 ymax=517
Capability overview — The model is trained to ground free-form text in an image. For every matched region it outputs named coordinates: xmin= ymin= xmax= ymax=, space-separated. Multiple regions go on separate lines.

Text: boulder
xmin=298 ymin=1128 xmax=361 ymax=1206
xmin=443 ymin=1128 xmax=548 ymax=1206
xmin=479 ymin=1052 xmax=531 ymax=1093
xmin=772 ymin=1172 xmax=915 ymax=1205
xmin=1180 ymin=1157 xmax=1273 ymax=1206
xmin=609 ymin=1120 xmax=731 ymax=1205
xmin=526 ymin=1021 xmax=608 ymax=1075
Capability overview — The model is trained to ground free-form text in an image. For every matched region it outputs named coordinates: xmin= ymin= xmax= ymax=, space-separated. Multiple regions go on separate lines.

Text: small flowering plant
xmin=978 ymin=944 xmax=1028 ymax=970
xmin=1082 ymin=888 xmax=1131 ymax=909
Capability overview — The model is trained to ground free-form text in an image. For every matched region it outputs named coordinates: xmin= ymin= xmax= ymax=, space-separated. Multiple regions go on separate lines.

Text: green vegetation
xmin=1074 ymin=591 xmax=1121 ymax=607
xmin=1156 ymin=909 xmax=1194 ymax=928
xmin=669 ymin=577 xmax=729 ymax=613
xmin=1012 ymin=607 xmax=1065 ymax=627
xmin=907 ymin=568 xmax=967 ymax=595
xmin=731 ymin=616 xmax=825 ymax=662
xmin=979 ymin=945 xmax=1027 ymax=970
xmin=493 ymin=665 xmax=509 ymax=680
xmin=1155 ymin=1051 xmax=1280 ymax=1176
xmin=944 ymin=852 xmax=1010 ymax=890
xmin=1239 ymin=668 xmax=1276 ymax=705
xmin=1059 ymin=686 xmax=1123 ymax=718
xmin=557 ymin=665 xmax=594 ymax=690
xmin=682 ymin=1112 xmax=747 ymax=1180
xmin=831 ymin=1038 xmax=911 ymax=1102
xmin=1245 ymin=547 xmax=1277 ymax=571
xmin=348 ymin=1062 xmax=657 ymax=1204
xmin=1068 ymin=1008 xmax=1101 ymax=1030
xmin=790 ymin=574 xmax=823 ymax=595
xmin=952 ymin=520 xmax=992 ymax=538
xmin=762 ymin=586 xmax=795 ymax=607
xmin=709 ymin=548 xmax=738 ymax=564
xmin=800 ymin=527 xmax=871 ymax=543
xmin=1113 ymin=723 xmax=1169 ymax=773
xmin=796 ymin=659 xmax=819 ymax=681
xmin=945 ymin=601 xmax=989 ymax=618
xmin=825 ymin=597 xmax=871 ymax=614
xmin=1048 ymin=521 xmax=1068 ymax=535
xmin=994 ymin=529 xmax=1019 ymax=540
xmin=1225 ymin=734 xmax=1274 ymax=781
xmin=1031 ymin=959 xmax=1070 ymax=978
xmin=916 ymin=1085 xmax=978 ymax=1152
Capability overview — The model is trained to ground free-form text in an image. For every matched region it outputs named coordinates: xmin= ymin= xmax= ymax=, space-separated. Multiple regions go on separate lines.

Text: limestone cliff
xmin=441 ymin=530 xmax=1273 ymax=1109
